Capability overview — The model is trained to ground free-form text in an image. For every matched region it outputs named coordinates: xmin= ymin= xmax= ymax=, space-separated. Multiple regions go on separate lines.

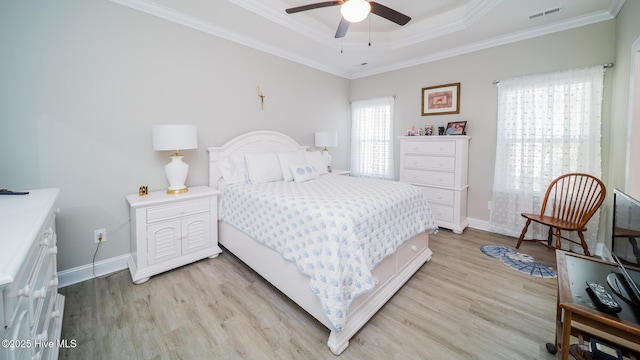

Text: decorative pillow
xmin=219 ymin=154 xmax=248 ymax=185
xmin=277 ymin=151 xmax=306 ymax=181
xmin=305 ymin=151 xmax=328 ymax=175
xmin=244 ymin=153 xmax=283 ymax=184
xmin=290 ymin=164 xmax=319 ymax=183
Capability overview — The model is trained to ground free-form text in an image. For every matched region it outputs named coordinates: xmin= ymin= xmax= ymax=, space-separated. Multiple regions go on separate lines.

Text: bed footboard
xmin=219 ymin=221 xmax=432 ymax=355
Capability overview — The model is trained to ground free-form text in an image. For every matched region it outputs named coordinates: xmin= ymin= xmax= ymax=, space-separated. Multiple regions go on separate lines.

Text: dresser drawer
xmin=404 ymin=155 xmax=455 ymax=171
xmin=3 ymin=243 xmax=41 ymax=328
xmin=403 ymin=169 xmax=455 ymax=187
xmin=396 ymin=234 xmax=428 ymax=270
xmin=147 ymin=199 xmax=210 ymax=223
xmin=429 ymin=203 xmax=455 ymax=223
xmin=403 ymin=140 xmax=456 ymax=156
xmin=418 ymin=187 xmax=455 ymax=206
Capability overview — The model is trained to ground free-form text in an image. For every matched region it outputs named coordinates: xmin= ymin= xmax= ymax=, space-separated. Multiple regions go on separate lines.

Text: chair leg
xmin=547 ymin=227 xmax=554 ymax=247
xmin=577 ymin=231 xmax=591 ymax=257
xmin=516 ymin=219 xmax=532 ymax=249
xmin=555 ymin=229 xmax=562 ymax=250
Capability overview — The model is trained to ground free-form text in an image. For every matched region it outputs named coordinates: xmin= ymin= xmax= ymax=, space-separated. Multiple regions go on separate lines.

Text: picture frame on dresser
xmin=445 ymin=121 xmax=467 ymax=135
xmin=421 ymin=82 xmax=461 ymax=116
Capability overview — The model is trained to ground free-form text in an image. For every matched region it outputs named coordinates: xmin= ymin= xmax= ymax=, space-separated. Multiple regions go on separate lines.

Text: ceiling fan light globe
xmin=340 ymin=0 xmax=371 ymax=23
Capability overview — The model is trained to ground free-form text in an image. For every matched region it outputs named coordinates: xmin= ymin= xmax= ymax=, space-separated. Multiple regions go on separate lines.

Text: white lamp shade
xmin=315 ymin=132 xmax=338 ymax=148
xmin=152 ymin=124 xmax=198 ymax=151
xmin=340 ymin=0 xmax=371 ymax=23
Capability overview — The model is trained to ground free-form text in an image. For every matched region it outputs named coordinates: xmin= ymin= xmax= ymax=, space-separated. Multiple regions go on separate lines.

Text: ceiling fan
xmin=285 ymin=0 xmax=411 ymax=39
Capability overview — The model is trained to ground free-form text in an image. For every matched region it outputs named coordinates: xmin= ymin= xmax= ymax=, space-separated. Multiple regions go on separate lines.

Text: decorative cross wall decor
xmin=256 ymin=86 xmax=266 ymax=110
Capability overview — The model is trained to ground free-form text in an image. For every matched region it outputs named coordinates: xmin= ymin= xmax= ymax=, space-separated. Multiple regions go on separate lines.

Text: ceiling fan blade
xmin=369 ymin=2 xmax=411 ymax=26
xmin=285 ymin=1 xmax=343 ymax=14
xmin=335 ymin=17 xmax=349 ymax=38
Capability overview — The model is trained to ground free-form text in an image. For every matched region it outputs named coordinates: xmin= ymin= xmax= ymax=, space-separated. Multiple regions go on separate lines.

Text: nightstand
xmin=330 ymin=169 xmax=351 ymax=176
xmin=126 ymin=186 xmax=222 ymax=284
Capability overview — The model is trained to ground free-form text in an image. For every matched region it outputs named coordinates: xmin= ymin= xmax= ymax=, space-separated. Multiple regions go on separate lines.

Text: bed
xmin=207 ymin=131 xmax=437 ymax=355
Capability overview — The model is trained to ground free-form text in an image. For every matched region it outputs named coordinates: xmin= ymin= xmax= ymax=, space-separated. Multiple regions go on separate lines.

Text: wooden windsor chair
xmin=515 ymin=173 xmax=606 ymax=256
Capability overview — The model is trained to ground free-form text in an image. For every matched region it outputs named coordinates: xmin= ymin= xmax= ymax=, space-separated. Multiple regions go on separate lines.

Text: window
xmin=350 ymin=96 xmax=394 ymax=179
xmin=489 ymin=66 xmax=604 ymax=251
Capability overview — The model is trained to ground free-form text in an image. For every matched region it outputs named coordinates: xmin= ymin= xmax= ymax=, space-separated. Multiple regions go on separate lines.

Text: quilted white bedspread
xmin=220 ymin=175 xmax=437 ymax=332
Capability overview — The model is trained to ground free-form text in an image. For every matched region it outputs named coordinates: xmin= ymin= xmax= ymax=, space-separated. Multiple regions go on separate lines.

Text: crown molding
xmin=110 ymin=0 xmax=624 ymax=80
xmin=348 ymin=7 xmax=620 ymax=79
xmin=109 ymin=0 xmax=350 ymax=78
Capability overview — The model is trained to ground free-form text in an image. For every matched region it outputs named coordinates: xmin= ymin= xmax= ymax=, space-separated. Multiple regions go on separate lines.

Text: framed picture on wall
xmin=421 ymin=82 xmax=460 ymax=116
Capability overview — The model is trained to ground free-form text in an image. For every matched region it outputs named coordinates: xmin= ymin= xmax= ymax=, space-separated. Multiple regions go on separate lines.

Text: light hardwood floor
xmin=59 ymin=228 xmax=559 ymax=360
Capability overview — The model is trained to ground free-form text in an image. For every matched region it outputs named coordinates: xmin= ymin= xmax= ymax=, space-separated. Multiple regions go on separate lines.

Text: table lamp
xmin=315 ymin=132 xmax=337 ymax=172
xmin=152 ymin=124 xmax=198 ymax=194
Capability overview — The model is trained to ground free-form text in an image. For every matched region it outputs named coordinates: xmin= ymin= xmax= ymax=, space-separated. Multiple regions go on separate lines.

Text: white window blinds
xmin=350 ymin=96 xmax=394 ymax=179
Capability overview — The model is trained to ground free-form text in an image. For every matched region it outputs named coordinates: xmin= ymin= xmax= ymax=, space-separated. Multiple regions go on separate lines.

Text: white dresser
xmin=1 ymin=188 xmax=65 ymax=360
xmin=399 ymin=136 xmax=471 ymax=233
xmin=126 ymin=186 xmax=222 ymax=284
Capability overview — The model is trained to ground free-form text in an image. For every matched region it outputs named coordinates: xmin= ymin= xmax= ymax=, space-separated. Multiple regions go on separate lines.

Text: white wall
xmin=2 ymin=1 xmax=639 ymax=275
xmin=611 ymin=0 xmax=640 ymax=198
xmin=349 ymin=20 xmax=617 ymax=230
xmin=0 ymin=1 xmax=350 ymax=272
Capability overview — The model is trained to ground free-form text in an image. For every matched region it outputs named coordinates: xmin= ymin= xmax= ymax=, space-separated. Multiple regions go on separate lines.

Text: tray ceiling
xmin=111 ymin=0 xmax=624 ymax=79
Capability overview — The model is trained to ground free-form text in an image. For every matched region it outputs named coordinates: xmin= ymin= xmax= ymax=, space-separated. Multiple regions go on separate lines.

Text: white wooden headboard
xmin=207 ymin=130 xmax=309 ymax=189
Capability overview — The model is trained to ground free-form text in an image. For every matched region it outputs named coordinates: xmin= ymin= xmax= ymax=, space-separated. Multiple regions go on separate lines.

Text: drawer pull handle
xmin=33 ymin=287 xmax=47 ymax=299
xmin=40 ymin=227 xmax=54 ymax=245
xmin=51 ymin=309 xmax=61 ymax=319
xmin=36 ymin=330 xmax=48 ymax=342
xmin=18 ymin=284 xmax=30 ymax=297
xmin=411 ymin=245 xmax=418 ymax=252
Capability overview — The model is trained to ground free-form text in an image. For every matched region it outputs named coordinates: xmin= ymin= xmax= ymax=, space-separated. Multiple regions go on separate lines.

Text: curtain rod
xmin=492 ymin=63 xmax=614 ymax=85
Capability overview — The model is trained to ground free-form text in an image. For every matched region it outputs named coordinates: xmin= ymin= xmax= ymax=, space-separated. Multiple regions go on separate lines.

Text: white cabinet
xmin=1 ymin=189 xmax=65 ymax=360
xmin=399 ymin=136 xmax=471 ymax=233
xmin=126 ymin=186 xmax=222 ymax=284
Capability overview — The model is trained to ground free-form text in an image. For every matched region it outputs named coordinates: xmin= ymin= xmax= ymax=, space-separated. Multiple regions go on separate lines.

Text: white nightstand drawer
xmin=419 ymin=187 xmax=454 ymax=205
xmin=403 ymin=141 xmax=455 ymax=156
xmin=147 ymin=199 xmax=210 ymax=223
xmin=403 ymin=169 xmax=455 ymax=187
xmin=404 ymin=155 xmax=455 ymax=171
xmin=429 ymin=203 xmax=455 ymax=223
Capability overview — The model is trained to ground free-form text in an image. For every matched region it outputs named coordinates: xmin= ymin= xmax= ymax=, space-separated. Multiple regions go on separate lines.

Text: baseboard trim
xmin=58 ymin=254 xmax=130 ymax=288
xmin=57 ymin=218 xmax=492 ymax=288
xmin=467 ymin=217 xmax=490 ymax=232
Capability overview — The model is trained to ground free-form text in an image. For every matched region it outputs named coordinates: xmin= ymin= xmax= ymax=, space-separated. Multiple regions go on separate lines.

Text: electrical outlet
xmin=94 ymin=228 xmax=106 ymax=243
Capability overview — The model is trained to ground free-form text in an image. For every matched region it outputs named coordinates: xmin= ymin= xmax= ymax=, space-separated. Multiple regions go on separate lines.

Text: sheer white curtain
xmin=489 ymin=66 xmax=604 ymax=253
xmin=350 ymin=96 xmax=394 ymax=179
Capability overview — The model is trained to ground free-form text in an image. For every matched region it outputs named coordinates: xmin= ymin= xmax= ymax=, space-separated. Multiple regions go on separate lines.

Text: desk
xmin=555 ymin=250 xmax=640 ymax=359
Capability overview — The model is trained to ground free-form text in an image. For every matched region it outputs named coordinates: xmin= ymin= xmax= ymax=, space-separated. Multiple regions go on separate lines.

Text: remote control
xmin=586 ymin=281 xmax=622 ymax=313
